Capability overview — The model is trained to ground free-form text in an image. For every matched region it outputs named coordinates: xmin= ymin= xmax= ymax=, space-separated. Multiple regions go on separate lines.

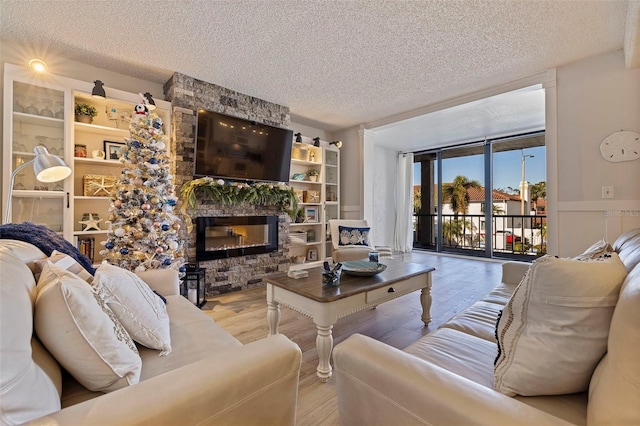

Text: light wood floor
xmin=204 ymin=252 xmax=503 ymax=426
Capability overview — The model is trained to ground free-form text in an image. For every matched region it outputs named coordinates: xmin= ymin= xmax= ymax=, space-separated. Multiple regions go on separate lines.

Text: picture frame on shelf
xmin=307 ymin=248 xmax=318 ymax=261
xmin=104 ymin=140 xmax=126 ymax=161
xmin=304 ymin=206 xmax=319 ymax=223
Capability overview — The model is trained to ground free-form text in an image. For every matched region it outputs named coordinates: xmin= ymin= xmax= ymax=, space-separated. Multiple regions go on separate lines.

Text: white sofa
xmin=0 ymin=239 xmax=302 ymax=425
xmin=334 ymin=229 xmax=640 ymax=426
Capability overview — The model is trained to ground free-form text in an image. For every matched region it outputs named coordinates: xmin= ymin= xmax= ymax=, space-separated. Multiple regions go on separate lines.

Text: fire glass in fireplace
xmin=196 ymin=216 xmax=278 ymax=261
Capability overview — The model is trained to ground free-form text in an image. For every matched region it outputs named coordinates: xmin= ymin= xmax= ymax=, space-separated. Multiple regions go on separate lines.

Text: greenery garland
xmin=180 ymin=177 xmax=298 ymax=222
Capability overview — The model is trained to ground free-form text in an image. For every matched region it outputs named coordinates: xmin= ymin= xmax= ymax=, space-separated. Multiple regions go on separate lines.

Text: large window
xmin=413 ymin=133 xmax=546 ymax=260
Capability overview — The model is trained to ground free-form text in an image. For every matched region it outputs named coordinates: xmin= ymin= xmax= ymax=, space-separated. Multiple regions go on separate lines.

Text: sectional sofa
xmin=0 ymin=238 xmax=302 ymax=425
xmin=334 ymin=228 xmax=640 ymax=425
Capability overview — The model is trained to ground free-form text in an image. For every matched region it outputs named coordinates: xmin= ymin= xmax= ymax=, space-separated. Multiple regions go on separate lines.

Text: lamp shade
xmin=4 ymin=146 xmax=72 ymax=224
xmin=33 ymin=146 xmax=72 ymax=182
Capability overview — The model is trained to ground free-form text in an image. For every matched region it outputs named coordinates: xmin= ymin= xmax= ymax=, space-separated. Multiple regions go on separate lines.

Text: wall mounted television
xmin=194 ymin=109 xmax=293 ymax=182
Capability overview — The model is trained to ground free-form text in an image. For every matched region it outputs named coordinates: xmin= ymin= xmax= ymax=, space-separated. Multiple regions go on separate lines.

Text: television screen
xmin=194 ymin=109 xmax=293 ymax=182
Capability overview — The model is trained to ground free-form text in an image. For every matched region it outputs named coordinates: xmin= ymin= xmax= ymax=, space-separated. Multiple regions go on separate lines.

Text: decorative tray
xmin=341 ymin=260 xmax=387 ymax=276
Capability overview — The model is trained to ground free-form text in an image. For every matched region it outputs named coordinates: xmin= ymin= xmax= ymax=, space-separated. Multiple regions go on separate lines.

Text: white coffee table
xmin=265 ymin=259 xmax=435 ymax=382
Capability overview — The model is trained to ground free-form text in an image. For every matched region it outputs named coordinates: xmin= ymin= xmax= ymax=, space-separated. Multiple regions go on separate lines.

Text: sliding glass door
xmin=413 ymin=132 xmax=546 ymax=260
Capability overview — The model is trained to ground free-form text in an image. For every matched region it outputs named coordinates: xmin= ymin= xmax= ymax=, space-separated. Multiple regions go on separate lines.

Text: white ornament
xmin=114 ymin=228 xmax=126 ymax=237
xmin=135 ymin=265 xmax=146 ymax=272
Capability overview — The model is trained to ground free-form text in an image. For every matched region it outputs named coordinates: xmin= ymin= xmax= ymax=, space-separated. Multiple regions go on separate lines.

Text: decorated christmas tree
xmin=101 ymin=95 xmax=185 ymax=273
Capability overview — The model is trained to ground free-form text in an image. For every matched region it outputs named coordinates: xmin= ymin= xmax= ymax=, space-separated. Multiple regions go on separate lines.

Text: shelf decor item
xmin=78 ymin=213 xmax=102 ymax=231
xmin=307 ymin=168 xmax=320 ymax=182
xmin=294 ymin=189 xmax=304 ymax=203
xmin=104 ymin=140 xmax=126 ymax=161
xmin=307 ymin=247 xmax=318 ymax=261
xmin=304 ymin=206 xmax=319 ymax=223
xmin=83 ymin=174 xmax=117 ymax=197
xmin=289 ymin=232 xmax=307 ymax=245
xmin=74 ymin=102 xmax=97 ymax=124
xmin=304 ymin=190 xmax=320 ymax=203
xmin=291 ymin=142 xmax=309 ymax=161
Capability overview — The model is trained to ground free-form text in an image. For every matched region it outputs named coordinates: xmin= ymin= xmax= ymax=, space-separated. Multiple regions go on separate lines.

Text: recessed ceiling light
xmin=28 ymin=59 xmax=47 ymax=73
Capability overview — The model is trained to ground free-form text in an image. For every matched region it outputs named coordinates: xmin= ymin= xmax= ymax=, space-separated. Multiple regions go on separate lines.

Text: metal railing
xmin=413 ymin=213 xmax=547 ymax=260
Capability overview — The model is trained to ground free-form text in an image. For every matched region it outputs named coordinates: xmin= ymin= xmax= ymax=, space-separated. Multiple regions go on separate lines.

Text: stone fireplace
xmin=164 ymin=73 xmax=292 ymax=295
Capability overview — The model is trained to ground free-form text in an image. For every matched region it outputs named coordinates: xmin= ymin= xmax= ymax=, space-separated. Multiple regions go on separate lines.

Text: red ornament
xmin=114 ymin=200 xmax=122 ymax=208
xmin=156 ymin=247 xmax=164 ymax=253
xmin=172 ymin=223 xmax=180 ymax=230
xmin=141 ymin=203 xmax=150 ymax=210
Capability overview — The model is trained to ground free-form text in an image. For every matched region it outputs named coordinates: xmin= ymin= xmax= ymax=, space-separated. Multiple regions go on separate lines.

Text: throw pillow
xmin=34 ymin=250 xmax=93 ymax=283
xmin=338 ymin=226 xmax=370 ymax=246
xmin=573 ymin=239 xmax=612 ymax=261
xmin=93 ymin=263 xmax=171 ymax=355
xmin=494 ymin=254 xmax=627 ymax=396
xmin=35 ymin=262 xmax=141 ymax=392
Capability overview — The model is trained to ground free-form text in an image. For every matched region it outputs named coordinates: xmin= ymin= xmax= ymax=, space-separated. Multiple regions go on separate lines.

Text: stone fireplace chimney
xmin=164 ymin=73 xmax=292 ymax=295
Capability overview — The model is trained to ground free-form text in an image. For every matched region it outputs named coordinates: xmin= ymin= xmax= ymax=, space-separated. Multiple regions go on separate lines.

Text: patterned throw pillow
xmin=338 ymin=226 xmax=370 ymax=246
xmin=93 ymin=263 xmax=172 ymax=355
xmin=494 ymin=254 xmax=627 ymax=396
xmin=34 ymin=250 xmax=93 ymax=283
xmin=573 ymin=239 xmax=613 ymax=261
xmin=35 ymin=262 xmax=141 ymax=392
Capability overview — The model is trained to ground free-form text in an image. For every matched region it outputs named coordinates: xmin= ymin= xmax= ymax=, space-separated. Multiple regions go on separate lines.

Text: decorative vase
xmin=75 ymin=114 xmax=93 ymax=124
xmin=308 ymin=175 xmax=318 ymax=182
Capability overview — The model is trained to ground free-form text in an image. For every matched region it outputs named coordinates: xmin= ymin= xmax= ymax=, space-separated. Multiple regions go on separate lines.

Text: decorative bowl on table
xmin=341 ymin=260 xmax=387 ymax=276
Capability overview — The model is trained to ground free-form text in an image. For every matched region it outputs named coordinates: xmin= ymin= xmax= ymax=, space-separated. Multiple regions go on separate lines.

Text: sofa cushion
xmin=588 ymin=266 xmax=640 ymax=425
xmin=404 ymin=328 xmax=497 ymax=387
xmin=0 ymin=246 xmax=61 ymax=425
xmin=138 ymin=295 xmax=242 ymax=380
xmin=93 ymin=263 xmax=171 ymax=355
xmin=494 ymin=254 xmax=628 ymax=396
xmin=439 ymin=301 xmax=505 ymax=342
xmin=338 ymin=226 xmax=370 ymax=246
xmin=35 ymin=262 xmax=142 ymax=392
xmin=35 ymin=250 xmax=94 ymax=283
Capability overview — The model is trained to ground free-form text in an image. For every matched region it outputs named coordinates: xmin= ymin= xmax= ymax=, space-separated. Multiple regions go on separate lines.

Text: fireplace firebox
xmin=196 ymin=216 xmax=278 ymax=261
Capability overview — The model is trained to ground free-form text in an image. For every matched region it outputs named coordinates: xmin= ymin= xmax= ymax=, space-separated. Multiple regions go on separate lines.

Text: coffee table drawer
xmin=366 ymin=277 xmax=423 ymax=304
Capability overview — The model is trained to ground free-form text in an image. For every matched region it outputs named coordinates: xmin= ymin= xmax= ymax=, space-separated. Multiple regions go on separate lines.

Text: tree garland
xmin=180 ymin=177 xmax=298 ymax=225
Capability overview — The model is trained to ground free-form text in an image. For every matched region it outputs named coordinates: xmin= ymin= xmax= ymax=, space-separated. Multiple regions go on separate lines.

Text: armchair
xmin=328 ymin=220 xmax=391 ymax=262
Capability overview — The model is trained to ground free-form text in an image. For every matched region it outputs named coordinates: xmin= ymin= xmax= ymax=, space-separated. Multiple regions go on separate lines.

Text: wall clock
xmin=599 ymin=130 xmax=640 ymax=162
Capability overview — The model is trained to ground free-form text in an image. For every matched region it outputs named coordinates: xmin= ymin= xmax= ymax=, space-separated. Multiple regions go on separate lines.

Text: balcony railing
xmin=413 ymin=213 xmax=547 ymax=260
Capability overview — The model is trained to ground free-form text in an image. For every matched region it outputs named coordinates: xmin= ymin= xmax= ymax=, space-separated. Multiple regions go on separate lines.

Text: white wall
xmin=333 ymin=125 xmax=362 ymax=219
xmin=554 ymin=50 xmax=640 ymax=256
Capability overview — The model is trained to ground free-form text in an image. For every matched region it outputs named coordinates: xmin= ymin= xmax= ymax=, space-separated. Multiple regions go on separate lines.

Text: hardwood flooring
xmin=204 ymin=251 xmax=503 ymax=426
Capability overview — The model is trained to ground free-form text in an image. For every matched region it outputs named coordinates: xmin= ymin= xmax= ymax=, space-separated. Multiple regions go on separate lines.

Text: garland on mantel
xmin=180 ymin=177 xmax=298 ymax=229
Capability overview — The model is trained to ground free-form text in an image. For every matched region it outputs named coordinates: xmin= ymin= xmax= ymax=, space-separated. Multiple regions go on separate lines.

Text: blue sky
xmin=414 ymin=146 xmax=546 ymax=191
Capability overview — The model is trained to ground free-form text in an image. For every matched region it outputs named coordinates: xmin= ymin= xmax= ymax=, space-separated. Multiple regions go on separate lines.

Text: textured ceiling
xmin=0 ymin=0 xmax=632 ymax=133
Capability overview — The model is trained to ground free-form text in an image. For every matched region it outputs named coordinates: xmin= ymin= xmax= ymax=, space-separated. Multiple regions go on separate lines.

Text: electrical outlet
xmin=602 ymin=186 xmax=614 ymax=199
